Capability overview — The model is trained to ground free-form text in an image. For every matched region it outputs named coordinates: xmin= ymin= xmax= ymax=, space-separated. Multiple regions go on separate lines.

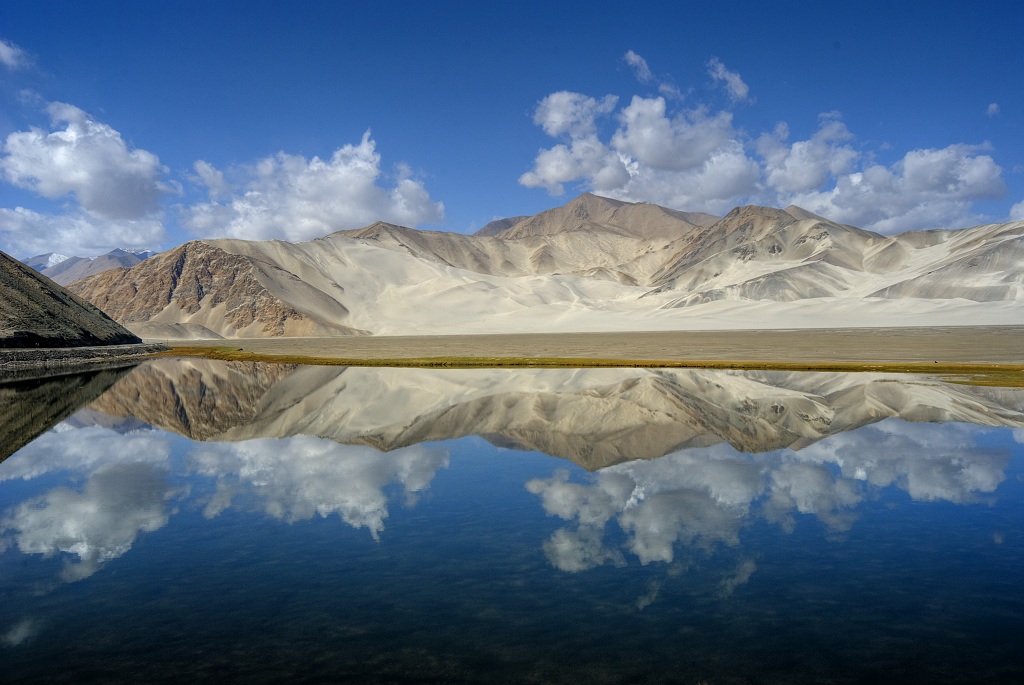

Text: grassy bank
xmin=159 ymin=346 xmax=1024 ymax=387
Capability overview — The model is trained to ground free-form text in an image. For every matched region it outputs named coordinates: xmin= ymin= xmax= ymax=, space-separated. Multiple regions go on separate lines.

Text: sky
xmin=1 ymin=0 xmax=1023 ymax=258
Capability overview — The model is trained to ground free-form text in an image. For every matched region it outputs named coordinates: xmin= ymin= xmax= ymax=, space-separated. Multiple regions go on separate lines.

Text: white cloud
xmin=609 ymin=141 xmax=761 ymax=213
xmin=796 ymin=420 xmax=1007 ymax=503
xmin=0 ymin=102 xmax=169 ymax=220
xmin=623 ymin=51 xmax=683 ymax=101
xmin=0 ymin=424 xmax=171 ymax=482
xmin=189 ymin=437 xmax=449 ymax=540
xmin=624 ymin=50 xmax=653 ymax=82
xmin=707 ymin=57 xmax=751 ymax=103
xmin=1009 ymin=200 xmax=1024 ymax=221
xmin=526 ymin=420 xmax=1008 ymax=572
xmin=0 ymin=206 xmax=164 ymax=258
xmin=531 ymin=91 xmax=618 ymax=138
xmin=987 ymin=103 xmax=1000 ymax=117
xmin=522 ymin=59 xmax=1010 ymax=233
xmin=0 ymin=463 xmax=174 ymax=582
xmin=0 ymin=38 xmax=27 ymax=70
xmin=787 ymin=144 xmax=1005 ymax=233
xmin=191 ymin=160 xmax=229 ymax=200
xmin=758 ymin=114 xmax=859 ymax=194
xmin=518 ymin=136 xmax=629 ymax=196
xmin=183 ymin=131 xmax=444 ymax=241
xmin=520 ymin=90 xmax=759 ymax=212
xmin=541 ymin=526 xmax=623 ymax=573
xmin=611 ymin=97 xmax=735 ymax=171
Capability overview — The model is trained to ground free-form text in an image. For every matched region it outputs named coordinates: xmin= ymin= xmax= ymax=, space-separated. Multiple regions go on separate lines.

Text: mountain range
xmin=23 ymin=248 xmax=156 ymax=286
xmin=65 ymin=193 xmax=1024 ymax=339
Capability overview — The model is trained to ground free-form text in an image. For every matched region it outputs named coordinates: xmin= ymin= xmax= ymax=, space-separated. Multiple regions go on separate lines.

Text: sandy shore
xmin=161 ymin=326 xmax=1024 ymax=365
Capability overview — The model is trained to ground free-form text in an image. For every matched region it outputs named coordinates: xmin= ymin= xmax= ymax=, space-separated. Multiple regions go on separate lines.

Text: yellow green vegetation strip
xmin=158 ymin=346 xmax=1024 ymax=388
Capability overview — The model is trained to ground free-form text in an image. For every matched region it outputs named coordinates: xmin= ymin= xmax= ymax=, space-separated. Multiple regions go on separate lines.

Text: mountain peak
xmin=783 ymin=205 xmax=830 ymax=223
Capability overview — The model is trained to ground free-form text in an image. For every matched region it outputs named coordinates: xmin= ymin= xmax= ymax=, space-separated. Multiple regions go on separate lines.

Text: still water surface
xmin=1 ymin=360 xmax=1023 ymax=683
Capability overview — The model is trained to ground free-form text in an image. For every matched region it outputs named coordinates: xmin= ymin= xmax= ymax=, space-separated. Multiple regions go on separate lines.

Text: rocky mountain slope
xmin=67 ymin=193 xmax=1024 ymax=338
xmin=0 ymin=248 xmax=142 ymax=348
xmin=88 ymin=359 xmax=1024 ymax=469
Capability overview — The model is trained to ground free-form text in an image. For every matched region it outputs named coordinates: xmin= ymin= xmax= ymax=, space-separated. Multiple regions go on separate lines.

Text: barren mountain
xmin=73 ymin=241 xmax=368 ymax=339
xmin=87 ymin=360 xmax=1024 ymax=469
xmin=473 ymin=215 xmax=529 ymax=237
xmin=66 ymin=194 xmax=1024 ymax=339
xmin=0 ymin=248 xmax=142 ymax=348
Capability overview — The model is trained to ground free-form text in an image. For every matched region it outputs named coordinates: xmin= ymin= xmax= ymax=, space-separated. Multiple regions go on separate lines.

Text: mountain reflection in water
xmin=1 ymin=360 xmax=1022 ymax=684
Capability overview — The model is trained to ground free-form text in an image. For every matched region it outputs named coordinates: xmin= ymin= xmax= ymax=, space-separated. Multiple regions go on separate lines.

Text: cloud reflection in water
xmin=189 ymin=437 xmax=449 ymax=540
xmin=526 ymin=419 xmax=1010 ymax=572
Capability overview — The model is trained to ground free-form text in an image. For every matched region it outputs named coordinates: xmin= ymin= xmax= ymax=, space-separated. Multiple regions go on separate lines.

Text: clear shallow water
xmin=1 ymin=361 xmax=1023 ymax=683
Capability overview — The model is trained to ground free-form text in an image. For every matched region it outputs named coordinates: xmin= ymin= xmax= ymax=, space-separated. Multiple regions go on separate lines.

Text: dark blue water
xmin=1 ymin=364 xmax=1023 ymax=683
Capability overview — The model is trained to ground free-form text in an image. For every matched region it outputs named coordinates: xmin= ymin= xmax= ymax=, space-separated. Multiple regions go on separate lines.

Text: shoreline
xmin=0 ymin=343 xmax=168 ymax=379
xmin=151 ymin=326 xmax=1024 ymax=386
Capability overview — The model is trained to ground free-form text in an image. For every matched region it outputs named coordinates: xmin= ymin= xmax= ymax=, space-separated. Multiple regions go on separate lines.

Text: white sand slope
xmin=67 ymin=194 xmax=1024 ymax=338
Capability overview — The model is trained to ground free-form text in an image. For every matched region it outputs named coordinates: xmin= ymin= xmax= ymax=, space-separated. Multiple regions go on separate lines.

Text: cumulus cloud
xmin=1 ymin=463 xmax=174 ymax=582
xmin=0 ymin=424 xmax=172 ymax=482
xmin=796 ymin=419 xmax=1008 ymax=503
xmin=612 ymin=97 xmax=735 ymax=171
xmin=183 ymin=131 xmax=444 ymax=241
xmin=0 ymin=102 xmax=170 ymax=220
xmin=541 ymin=526 xmax=624 ymax=573
xmin=526 ymin=419 xmax=1008 ymax=573
xmin=707 ymin=57 xmax=751 ymax=103
xmin=520 ymin=90 xmax=759 ymax=212
xmin=189 ymin=437 xmax=449 ymax=540
xmin=786 ymin=143 xmax=1005 ymax=233
xmin=533 ymin=91 xmax=618 ymax=138
xmin=0 ymin=38 xmax=27 ymax=70
xmin=0 ymin=206 xmax=164 ymax=258
xmin=527 ymin=446 xmax=764 ymax=569
xmin=758 ymin=114 xmax=859 ymax=194
xmin=521 ymin=58 xmax=1010 ymax=233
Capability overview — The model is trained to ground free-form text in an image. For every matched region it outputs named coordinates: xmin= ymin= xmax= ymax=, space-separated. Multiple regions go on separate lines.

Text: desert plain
xmin=163 ymin=325 xmax=1024 ymax=367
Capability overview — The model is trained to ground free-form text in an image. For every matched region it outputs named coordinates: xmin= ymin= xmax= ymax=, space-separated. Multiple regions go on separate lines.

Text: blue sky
xmin=1 ymin=0 xmax=1023 ymax=258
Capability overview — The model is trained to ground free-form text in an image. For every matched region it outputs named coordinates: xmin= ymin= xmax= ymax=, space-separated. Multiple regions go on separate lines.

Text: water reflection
xmin=190 ymin=439 xmax=448 ymax=538
xmin=84 ymin=358 xmax=1024 ymax=466
xmin=1 ymin=360 xmax=1023 ymax=683
xmin=3 ymin=462 xmax=173 ymax=581
xmin=0 ymin=365 xmax=132 ymax=461
xmin=1 ymin=428 xmax=449 ymax=584
xmin=527 ymin=420 xmax=1012 ymax=572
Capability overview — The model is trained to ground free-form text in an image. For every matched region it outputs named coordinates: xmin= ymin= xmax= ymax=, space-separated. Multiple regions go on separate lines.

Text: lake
xmin=1 ymin=359 xmax=1023 ymax=683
